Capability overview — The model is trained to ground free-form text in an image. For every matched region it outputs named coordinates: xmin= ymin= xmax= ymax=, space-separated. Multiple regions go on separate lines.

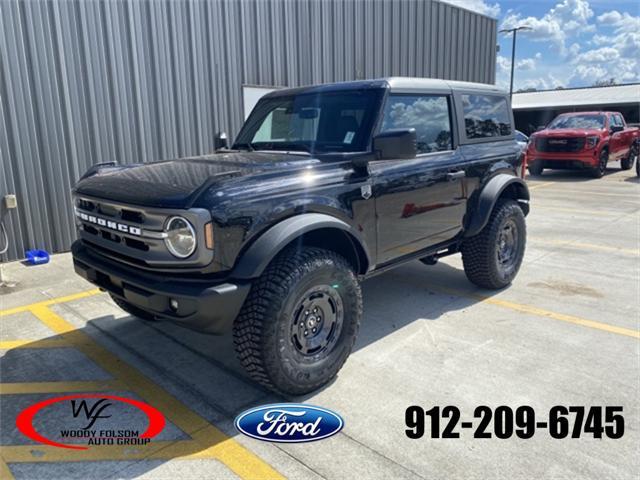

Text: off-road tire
xmin=461 ymin=199 xmax=526 ymax=290
xmin=621 ymin=143 xmax=638 ymax=171
xmin=590 ymin=149 xmax=608 ymax=178
xmin=527 ymin=160 xmax=544 ymax=176
xmin=233 ymin=247 xmax=362 ymax=396
xmin=110 ymin=294 xmax=157 ymax=321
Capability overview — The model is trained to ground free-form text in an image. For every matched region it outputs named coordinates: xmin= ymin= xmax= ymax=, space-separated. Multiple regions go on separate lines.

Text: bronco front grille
xmin=536 ymin=137 xmax=585 ymax=153
xmin=73 ymin=195 xmax=212 ymax=270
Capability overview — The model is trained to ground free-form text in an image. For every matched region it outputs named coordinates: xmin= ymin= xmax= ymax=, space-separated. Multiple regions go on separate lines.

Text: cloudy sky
xmin=444 ymin=0 xmax=639 ymax=91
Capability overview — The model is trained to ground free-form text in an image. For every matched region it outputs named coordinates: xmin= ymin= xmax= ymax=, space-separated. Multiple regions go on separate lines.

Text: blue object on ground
xmin=25 ymin=249 xmax=50 ymax=265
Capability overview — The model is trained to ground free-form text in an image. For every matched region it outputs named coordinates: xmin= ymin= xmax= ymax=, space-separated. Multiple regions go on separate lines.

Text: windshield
xmin=234 ymin=89 xmax=385 ymax=154
xmin=548 ymin=114 xmax=605 ymax=130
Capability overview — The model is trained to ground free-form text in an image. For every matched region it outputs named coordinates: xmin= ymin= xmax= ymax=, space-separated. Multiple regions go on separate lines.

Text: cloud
xmin=517 ymin=58 xmax=536 ymax=71
xmin=498 ymin=1 xmax=639 ymax=89
xmin=597 ymin=10 xmax=623 ymax=24
xmin=496 ymin=55 xmax=537 ymax=72
xmin=517 ymin=75 xmax=565 ymax=91
xmin=500 ymin=0 xmax=595 ymax=54
xmin=441 ymin=0 xmax=500 ymax=18
xmin=568 ymin=9 xmax=640 ymax=84
xmin=574 ymin=47 xmax=620 ymax=63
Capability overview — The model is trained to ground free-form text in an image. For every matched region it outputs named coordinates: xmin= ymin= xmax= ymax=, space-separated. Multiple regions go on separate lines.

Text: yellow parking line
xmin=429 ymin=285 xmax=640 ymax=339
xmin=529 ymin=237 xmax=640 ymax=256
xmin=0 ymin=289 xmax=101 ymax=317
xmin=0 ymin=338 xmax=71 ymax=349
xmin=556 ymin=188 xmax=640 ymax=199
xmin=533 ymin=205 xmax=630 ymax=216
xmin=528 ymin=181 xmax=555 ymax=190
xmin=0 ymin=380 xmax=125 ymax=395
xmin=0 ymin=457 xmax=13 ymax=480
xmin=20 ymin=305 xmax=283 ymax=480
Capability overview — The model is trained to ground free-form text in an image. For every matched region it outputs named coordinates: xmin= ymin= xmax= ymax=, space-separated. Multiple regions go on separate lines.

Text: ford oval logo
xmin=234 ymin=403 xmax=343 ymax=443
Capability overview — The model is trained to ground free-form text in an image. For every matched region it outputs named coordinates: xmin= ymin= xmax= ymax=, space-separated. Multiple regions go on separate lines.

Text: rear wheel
xmin=233 ymin=247 xmax=362 ymax=395
xmin=527 ymin=160 xmax=544 ymax=176
xmin=461 ymin=200 xmax=526 ymax=290
xmin=590 ymin=149 xmax=608 ymax=178
xmin=621 ymin=143 xmax=638 ymax=171
xmin=110 ymin=294 xmax=157 ymax=321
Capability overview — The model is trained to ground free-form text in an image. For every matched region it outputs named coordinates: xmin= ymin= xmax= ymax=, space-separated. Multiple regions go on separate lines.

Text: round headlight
xmin=164 ymin=216 xmax=196 ymax=258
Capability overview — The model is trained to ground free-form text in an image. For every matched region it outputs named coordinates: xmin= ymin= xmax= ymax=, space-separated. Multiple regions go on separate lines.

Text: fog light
xmin=170 ymin=299 xmax=179 ymax=312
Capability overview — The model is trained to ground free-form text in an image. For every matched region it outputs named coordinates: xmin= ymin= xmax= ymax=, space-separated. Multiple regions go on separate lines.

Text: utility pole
xmin=499 ymin=26 xmax=531 ymax=99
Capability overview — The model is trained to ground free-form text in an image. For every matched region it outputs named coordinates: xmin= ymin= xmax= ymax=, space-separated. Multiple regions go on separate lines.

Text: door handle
xmin=446 ymin=170 xmax=466 ymax=181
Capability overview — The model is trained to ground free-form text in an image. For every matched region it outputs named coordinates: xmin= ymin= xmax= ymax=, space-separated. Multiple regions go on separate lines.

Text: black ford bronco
xmin=72 ymin=78 xmax=529 ymax=395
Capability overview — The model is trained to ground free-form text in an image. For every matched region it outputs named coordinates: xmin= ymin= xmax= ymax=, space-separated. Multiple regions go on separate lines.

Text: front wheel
xmin=527 ymin=160 xmax=544 ymax=176
xmin=590 ymin=149 xmax=608 ymax=178
xmin=233 ymin=247 xmax=362 ymax=396
xmin=621 ymin=144 xmax=638 ymax=171
xmin=461 ymin=200 xmax=527 ymax=289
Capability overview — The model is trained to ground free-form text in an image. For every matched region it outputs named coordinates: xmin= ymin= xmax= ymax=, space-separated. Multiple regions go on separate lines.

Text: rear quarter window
xmin=462 ymin=94 xmax=512 ymax=139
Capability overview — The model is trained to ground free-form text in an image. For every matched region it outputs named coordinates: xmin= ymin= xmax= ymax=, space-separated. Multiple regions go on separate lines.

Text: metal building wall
xmin=0 ymin=0 xmax=497 ymax=261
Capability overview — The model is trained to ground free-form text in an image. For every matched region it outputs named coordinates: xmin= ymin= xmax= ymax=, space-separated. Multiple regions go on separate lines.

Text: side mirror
xmin=214 ymin=132 xmax=228 ymax=150
xmin=610 ymin=125 xmax=624 ymax=134
xmin=372 ymin=129 xmax=417 ymax=160
xmin=535 ymin=125 xmax=546 ymax=132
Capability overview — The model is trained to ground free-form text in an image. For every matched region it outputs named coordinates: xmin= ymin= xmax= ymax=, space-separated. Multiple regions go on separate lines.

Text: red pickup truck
xmin=527 ymin=111 xmax=640 ymax=178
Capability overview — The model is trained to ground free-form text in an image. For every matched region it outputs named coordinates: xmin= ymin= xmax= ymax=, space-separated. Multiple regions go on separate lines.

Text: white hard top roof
xmin=385 ymin=77 xmax=506 ymax=93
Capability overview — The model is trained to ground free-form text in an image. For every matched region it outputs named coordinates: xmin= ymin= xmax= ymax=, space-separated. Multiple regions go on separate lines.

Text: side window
xmin=462 ymin=94 xmax=512 ymax=139
xmin=615 ymin=114 xmax=624 ymax=127
xmin=381 ymin=94 xmax=452 ymax=154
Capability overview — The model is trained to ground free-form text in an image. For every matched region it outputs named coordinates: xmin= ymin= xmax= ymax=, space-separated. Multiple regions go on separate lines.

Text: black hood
xmin=74 ymin=152 xmax=319 ymax=208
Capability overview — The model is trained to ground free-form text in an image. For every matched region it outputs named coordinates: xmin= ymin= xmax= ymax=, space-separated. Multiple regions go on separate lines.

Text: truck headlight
xmin=164 ymin=216 xmax=196 ymax=258
xmin=586 ymin=136 xmax=599 ymax=149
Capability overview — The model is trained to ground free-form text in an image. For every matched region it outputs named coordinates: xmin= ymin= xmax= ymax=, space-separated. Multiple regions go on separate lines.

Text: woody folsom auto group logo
xmin=16 ymin=394 xmax=165 ymax=450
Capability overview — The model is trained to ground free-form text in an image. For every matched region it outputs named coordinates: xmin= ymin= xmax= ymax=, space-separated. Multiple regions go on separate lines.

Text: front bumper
xmin=529 ymin=150 xmax=599 ymax=168
xmin=72 ymin=241 xmax=250 ymax=334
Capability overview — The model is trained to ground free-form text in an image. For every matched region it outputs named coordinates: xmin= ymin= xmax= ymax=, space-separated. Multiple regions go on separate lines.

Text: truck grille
xmin=73 ymin=195 xmax=212 ymax=270
xmin=536 ymin=137 xmax=585 ymax=153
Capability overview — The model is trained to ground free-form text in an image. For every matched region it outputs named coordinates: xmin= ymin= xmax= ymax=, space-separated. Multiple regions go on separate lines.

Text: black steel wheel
xmin=290 ymin=286 xmax=344 ymax=359
xmin=590 ymin=149 xmax=608 ymax=178
xmin=233 ymin=247 xmax=362 ymax=396
xmin=496 ymin=218 xmax=520 ymax=273
xmin=461 ymin=199 xmax=526 ymax=289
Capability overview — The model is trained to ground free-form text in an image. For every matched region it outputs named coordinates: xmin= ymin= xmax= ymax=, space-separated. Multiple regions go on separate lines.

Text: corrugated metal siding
xmin=0 ymin=0 xmax=497 ymax=262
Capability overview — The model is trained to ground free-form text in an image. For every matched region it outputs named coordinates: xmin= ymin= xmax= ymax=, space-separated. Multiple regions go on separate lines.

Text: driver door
xmin=371 ymin=93 xmax=467 ymax=265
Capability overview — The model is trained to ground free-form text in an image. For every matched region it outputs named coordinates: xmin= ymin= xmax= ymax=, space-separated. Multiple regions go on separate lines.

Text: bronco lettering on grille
xmin=76 ymin=211 xmax=142 ymax=236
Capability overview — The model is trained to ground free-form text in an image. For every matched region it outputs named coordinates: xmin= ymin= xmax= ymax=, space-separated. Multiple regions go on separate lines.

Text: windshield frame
xmin=233 ymin=88 xmax=387 ymax=155
xmin=548 ymin=114 xmax=606 ymax=130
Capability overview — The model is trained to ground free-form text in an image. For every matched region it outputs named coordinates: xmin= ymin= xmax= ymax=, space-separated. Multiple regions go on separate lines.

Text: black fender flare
xmin=464 ymin=174 xmax=530 ymax=238
xmin=232 ymin=213 xmax=371 ymax=279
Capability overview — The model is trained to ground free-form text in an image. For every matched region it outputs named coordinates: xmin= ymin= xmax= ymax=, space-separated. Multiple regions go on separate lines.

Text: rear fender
xmin=464 ymin=174 xmax=529 ymax=238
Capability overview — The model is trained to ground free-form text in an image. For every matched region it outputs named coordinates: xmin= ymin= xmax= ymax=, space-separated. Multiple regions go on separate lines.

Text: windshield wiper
xmin=273 ymin=143 xmax=312 ymax=153
xmin=232 ymin=142 xmax=255 ymax=151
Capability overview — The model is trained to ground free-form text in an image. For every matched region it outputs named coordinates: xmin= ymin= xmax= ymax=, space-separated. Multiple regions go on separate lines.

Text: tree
xmin=593 ymin=78 xmax=617 ymax=87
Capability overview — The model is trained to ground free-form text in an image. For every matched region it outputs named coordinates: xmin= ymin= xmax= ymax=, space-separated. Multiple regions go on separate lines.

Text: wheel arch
xmin=232 ymin=213 xmax=371 ymax=279
xmin=464 ymin=174 xmax=529 ymax=238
